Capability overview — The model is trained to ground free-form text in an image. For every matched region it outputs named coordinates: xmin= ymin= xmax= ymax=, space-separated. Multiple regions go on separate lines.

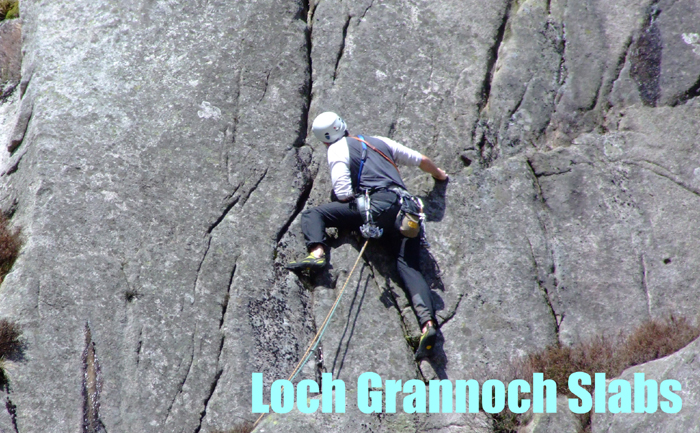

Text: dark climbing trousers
xmin=300 ymin=190 xmax=435 ymax=328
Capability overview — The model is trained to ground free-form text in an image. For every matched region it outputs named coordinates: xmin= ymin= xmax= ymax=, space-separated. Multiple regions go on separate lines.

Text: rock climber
xmin=286 ymin=111 xmax=448 ymax=360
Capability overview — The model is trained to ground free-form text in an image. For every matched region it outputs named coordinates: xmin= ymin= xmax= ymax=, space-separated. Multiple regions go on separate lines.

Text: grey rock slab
xmin=580 ymin=102 xmax=700 ymax=321
xmin=0 ymin=88 xmax=18 ymax=173
xmin=592 ymin=336 xmax=700 ymax=433
xmin=253 ymin=389 xmax=492 ymax=433
xmin=478 ymin=0 xmax=656 ymax=159
xmin=545 ymin=0 xmax=608 ymax=143
xmin=611 ymin=0 xmax=700 ymax=107
xmin=528 ymin=98 xmax=700 ymax=345
xmin=309 ymin=0 xmax=511 ymax=174
xmin=518 ymin=396 xmax=582 ymax=433
xmin=0 ymin=1 xmax=313 ymax=432
xmin=478 ymin=0 xmax=564 ymax=159
xmin=654 ymin=0 xmax=700 ymax=106
xmin=528 ymin=145 xmax=652 ymax=344
xmin=2 ymin=1 xmax=700 ymax=433
xmin=419 ymin=158 xmax=557 ymax=379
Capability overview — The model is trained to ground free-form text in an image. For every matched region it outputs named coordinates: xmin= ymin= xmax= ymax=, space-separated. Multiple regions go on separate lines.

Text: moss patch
xmin=0 ymin=1 xmax=19 ymax=21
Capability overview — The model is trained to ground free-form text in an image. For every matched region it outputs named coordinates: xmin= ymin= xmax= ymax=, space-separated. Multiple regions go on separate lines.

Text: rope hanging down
xmin=252 ymin=239 xmax=371 ymax=430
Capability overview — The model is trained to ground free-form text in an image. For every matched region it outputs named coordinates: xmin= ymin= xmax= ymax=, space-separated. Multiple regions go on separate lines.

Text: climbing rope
xmin=252 ymin=239 xmax=370 ymax=430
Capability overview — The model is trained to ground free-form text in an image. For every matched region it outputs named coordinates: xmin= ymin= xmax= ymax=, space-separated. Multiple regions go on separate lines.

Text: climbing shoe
xmin=414 ymin=325 xmax=437 ymax=361
xmin=286 ymin=254 xmax=327 ymax=272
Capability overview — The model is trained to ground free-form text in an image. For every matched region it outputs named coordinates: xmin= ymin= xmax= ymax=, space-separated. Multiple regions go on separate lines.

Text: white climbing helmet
xmin=312 ymin=112 xmax=347 ymax=144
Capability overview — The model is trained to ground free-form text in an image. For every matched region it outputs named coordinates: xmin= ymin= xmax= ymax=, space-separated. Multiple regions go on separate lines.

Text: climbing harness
xmin=355 ymin=135 xmax=384 ymax=238
xmin=352 ymin=135 xmax=400 ymax=174
xmin=356 ymin=189 xmax=383 ymax=239
xmin=253 ymin=239 xmax=371 ymax=430
xmin=353 ymin=135 xmax=402 ymax=239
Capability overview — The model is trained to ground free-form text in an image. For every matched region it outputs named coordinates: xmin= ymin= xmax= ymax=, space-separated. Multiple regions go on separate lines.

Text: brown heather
xmin=518 ymin=316 xmax=700 ymax=394
xmin=0 ymin=318 xmax=22 ymax=387
xmin=493 ymin=316 xmax=700 ymax=433
xmin=0 ymin=214 xmax=20 ymax=284
xmin=0 ymin=319 xmax=21 ymax=357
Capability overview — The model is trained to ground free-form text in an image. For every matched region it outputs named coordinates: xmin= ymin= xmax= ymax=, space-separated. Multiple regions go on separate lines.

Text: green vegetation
xmin=0 ymin=1 xmax=18 ymax=21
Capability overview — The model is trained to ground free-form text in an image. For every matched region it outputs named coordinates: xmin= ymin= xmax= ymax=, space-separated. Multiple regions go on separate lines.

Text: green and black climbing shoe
xmin=414 ymin=325 xmax=437 ymax=361
xmin=286 ymin=254 xmax=327 ymax=272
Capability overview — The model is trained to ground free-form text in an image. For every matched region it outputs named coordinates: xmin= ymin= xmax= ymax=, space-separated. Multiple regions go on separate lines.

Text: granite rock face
xmin=592 ymin=336 xmax=700 ymax=433
xmin=0 ymin=0 xmax=698 ymax=432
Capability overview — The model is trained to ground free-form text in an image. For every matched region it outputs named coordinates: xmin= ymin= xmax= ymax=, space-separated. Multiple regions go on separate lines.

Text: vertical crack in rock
xmin=273 ymin=0 xmax=317 ymax=245
xmin=221 ymin=125 xmax=233 ymax=184
xmin=246 ymin=0 xmax=318 ymax=386
xmin=526 ymin=160 xmax=562 ymax=339
xmin=508 ymin=80 xmax=529 ymax=122
xmin=193 ymin=369 xmax=223 ymax=433
xmin=585 ymin=76 xmax=605 ymax=114
xmin=164 ymin=328 xmax=196 ymax=425
xmin=360 ymin=0 xmax=375 ymax=21
xmin=36 ymin=281 xmax=42 ymax=319
xmin=479 ymin=0 xmax=513 ymax=113
xmin=192 ymin=237 xmax=213 ymax=297
xmin=629 ymin=2 xmax=662 ymax=106
xmin=315 ymin=343 xmax=324 ymax=384
xmin=556 ymin=22 xmax=568 ymax=88
xmin=225 ymin=70 xmax=243 ymax=186
xmin=640 ymin=253 xmax=652 ymax=317
xmin=207 ymin=197 xmax=240 ymax=234
xmin=298 ymin=0 xmax=316 ymax=23
xmin=333 ymin=16 xmax=352 ymax=82
xmin=220 ymin=264 xmax=235 ymax=329
xmin=135 ymin=326 xmax=143 ymax=367
xmin=258 ymin=70 xmax=272 ymax=103
xmin=437 ymin=292 xmax=465 ymax=326
xmin=609 ymin=37 xmax=635 ymax=106
xmin=82 ymin=323 xmax=107 ymax=433
xmin=295 ymin=10 xmax=314 ymax=149
xmin=387 ymin=120 xmax=397 ymax=139
xmin=526 ymin=236 xmax=559 ymax=338
xmin=5 ymin=397 xmax=18 ymax=433
xmin=238 ymin=169 xmax=268 ymax=208
xmin=474 ymin=0 xmax=513 ymax=167
xmin=275 ymin=172 xmax=314 ymax=244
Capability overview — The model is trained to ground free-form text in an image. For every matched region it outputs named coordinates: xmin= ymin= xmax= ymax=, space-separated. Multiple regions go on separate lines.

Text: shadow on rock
xmin=421 ymin=330 xmax=449 ymax=380
xmin=330 ymin=267 xmax=372 ymax=378
xmin=420 ymin=177 xmax=449 ymax=222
